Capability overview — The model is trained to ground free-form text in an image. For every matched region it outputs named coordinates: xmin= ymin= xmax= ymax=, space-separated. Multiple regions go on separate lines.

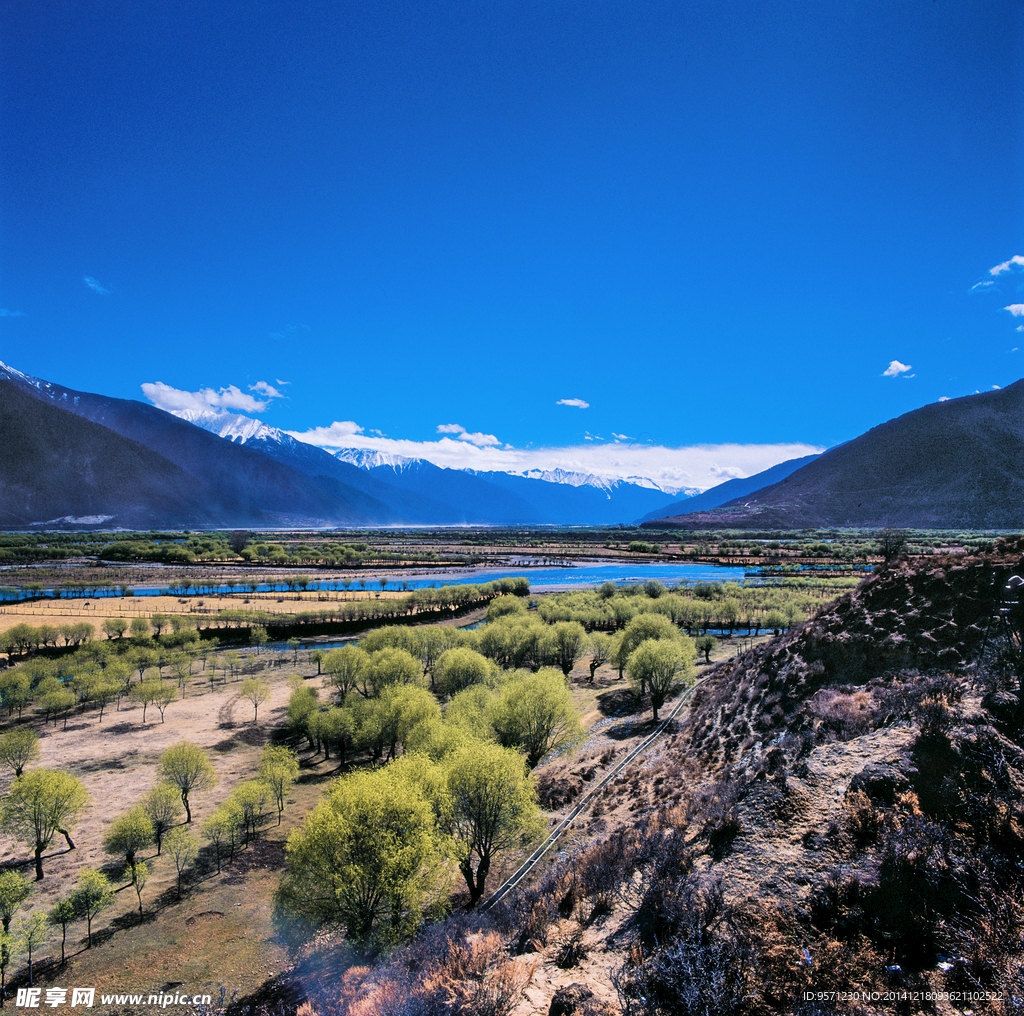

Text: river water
xmin=0 ymin=561 xmax=751 ymax=602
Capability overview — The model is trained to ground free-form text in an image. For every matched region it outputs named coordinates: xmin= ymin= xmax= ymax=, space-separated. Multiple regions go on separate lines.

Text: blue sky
xmin=2 ymin=1 xmax=1022 ymax=490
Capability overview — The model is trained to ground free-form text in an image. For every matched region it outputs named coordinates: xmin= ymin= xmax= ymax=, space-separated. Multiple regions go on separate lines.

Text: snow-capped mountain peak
xmin=177 ymin=409 xmax=298 ymax=449
xmin=334 ymin=448 xmax=419 ymax=470
xmin=515 ymin=468 xmax=693 ymax=497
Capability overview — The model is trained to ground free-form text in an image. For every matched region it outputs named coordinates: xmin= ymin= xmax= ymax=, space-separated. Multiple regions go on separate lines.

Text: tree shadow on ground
xmin=226 ymin=972 xmax=306 ymax=1016
xmin=596 ymin=688 xmax=639 ymax=717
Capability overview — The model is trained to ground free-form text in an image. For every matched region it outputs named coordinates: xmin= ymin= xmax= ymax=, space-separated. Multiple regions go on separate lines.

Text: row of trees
xmin=534 ymin=581 xmax=821 ymax=635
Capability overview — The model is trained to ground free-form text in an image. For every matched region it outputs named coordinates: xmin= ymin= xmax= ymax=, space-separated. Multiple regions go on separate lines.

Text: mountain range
xmin=5 ymin=360 xmax=1020 ymax=531
xmin=0 ymin=362 xmax=684 ymax=529
xmin=643 ymin=382 xmax=1024 ymax=530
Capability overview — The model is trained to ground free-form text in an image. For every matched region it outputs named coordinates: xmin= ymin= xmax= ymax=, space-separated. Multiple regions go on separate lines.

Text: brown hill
xmin=649 ymin=382 xmax=1024 ymax=530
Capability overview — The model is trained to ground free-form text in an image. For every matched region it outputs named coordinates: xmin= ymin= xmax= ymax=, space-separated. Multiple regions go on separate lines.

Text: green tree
xmin=126 ymin=860 xmax=149 ymax=914
xmin=278 ymin=766 xmax=445 ymax=945
xmin=485 ymin=596 xmax=527 ymax=621
xmin=249 ymin=626 xmax=269 ymax=652
xmin=202 ymin=805 xmax=242 ymax=874
xmin=163 ymin=827 xmax=198 ymax=898
xmin=323 ymin=646 xmax=367 ymax=703
xmin=0 ymin=769 xmax=90 ymax=879
xmin=89 ymin=679 xmax=119 ymax=721
xmin=129 ymin=617 xmax=152 ymax=641
xmin=18 ymin=912 xmax=48 ymax=986
xmin=694 ymin=634 xmax=717 ymax=664
xmin=433 ymin=647 xmax=492 ymax=697
xmin=586 ymin=632 xmax=612 ymax=682
xmin=443 ymin=741 xmax=542 ymax=905
xmin=69 ymin=869 xmax=114 ymax=948
xmin=130 ymin=679 xmax=176 ymax=723
xmin=357 ymin=685 xmax=440 ymax=762
xmin=544 ymin=621 xmax=588 ymax=677
xmin=103 ymin=806 xmax=155 ymax=867
xmin=617 ymin=612 xmax=684 ymax=683
xmin=41 ymin=689 xmax=76 ymax=730
xmin=309 ymin=649 xmax=326 ymax=676
xmin=287 ymin=686 xmax=319 ymax=746
xmin=240 ymin=679 xmax=270 ymax=723
xmin=0 ymin=728 xmax=39 ymax=779
xmin=158 ymin=742 xmax=217 ymax=824
xmin=627 ymin=637 xmax=696 ymax=721
xmin=492 ymin=669 xmax=583 ymax=766
xmin=0 ymin=872 xmax=30 ymax=934
xmin=259 ymin=746 xmax=300 ymax=824
xmin=230 ymin=781 xmax=271 ymax=845
xmin=48 ymin=897 xmax=75 ymax=964
xmin=365 ymin=647 xmax=421 ymax=697
xmin=102 ymin=618 xmax=128 ymax=641
xmin=143 ymin=782 xmax=183 ymax=855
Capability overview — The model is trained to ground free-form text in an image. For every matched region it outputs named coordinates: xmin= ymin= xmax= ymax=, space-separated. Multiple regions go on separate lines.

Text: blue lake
xmin=0 ymin=561 xmax=750 ymax=603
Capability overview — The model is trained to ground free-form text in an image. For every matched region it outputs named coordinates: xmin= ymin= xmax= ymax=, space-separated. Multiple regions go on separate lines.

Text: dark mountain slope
xmin=0 ymin=367 xmax=396 ymax=526
xmin=648 ymin=382 xmax=1024 ymax=529
xmin=637 ymin=453 xmax=820 ymax=523
xmin=0 ymin=382 xmax=240 ymax=528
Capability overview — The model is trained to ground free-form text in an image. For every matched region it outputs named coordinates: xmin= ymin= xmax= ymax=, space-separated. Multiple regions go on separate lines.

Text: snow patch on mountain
xmin=334 ymin=448 xmax=419 ymax=470
xmin=0 ymin=360 xmax=82 ymax=407
xmin=516 ymin=468 xmax=695 ymax=496
xmin=177 ymin=409 xmax=300 ymax=448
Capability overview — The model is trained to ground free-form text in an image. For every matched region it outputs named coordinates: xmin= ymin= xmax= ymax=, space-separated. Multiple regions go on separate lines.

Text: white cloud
xmin=990 ymin=255 xmax=1024 ymax=276
xmin=275 ymin=379 xmax=290 ymax=386
xmin=435 ymin=423 xmax=500 ymax=447
xmin=286 ymin=421 xmax=823 ymax=491
xmin=0 ymin=309 xmax=26 ymax=317
xmin=286 ymin=420 xmax=364 ymax=444
xmin=882 ymin=360 xmax=913 ymax=377
xmin=1004 ymin=305 xmax=1024 ymax=317
xmin=971 ymin=280 xmax=995 ymax=291
xmin=612 ymin=432 xmax=631 ymax=441
xmin=82 ymin=275 xmax=111 ymax=295
xmin=557 ymin=398 xmax=590 ymax=409
xmin=250 ymin=381 xmax=284 ymax=399
xmin=142 ymin=381 xmax=272 ymax=415
xmin=993 ymin=385 xmax=1002 ymax=390
xmin=939 ymin=396 xmax=950 ymax=402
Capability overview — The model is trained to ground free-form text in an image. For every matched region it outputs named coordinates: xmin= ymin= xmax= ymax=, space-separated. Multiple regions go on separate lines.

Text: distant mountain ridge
xmin=638 ymin=453 xmax=821 ymax=523
xmin=646 ymin=383 xmax=1024 ymax=530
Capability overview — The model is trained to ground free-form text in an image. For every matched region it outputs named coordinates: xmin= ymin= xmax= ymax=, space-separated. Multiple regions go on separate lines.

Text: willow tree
xmin=278 ymin=766 xmax=445 ymax=946
xmin=0 ymin=769 xmax=90 ymax=879
xmin=443 ymin=741 xmax=541 ymax=905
